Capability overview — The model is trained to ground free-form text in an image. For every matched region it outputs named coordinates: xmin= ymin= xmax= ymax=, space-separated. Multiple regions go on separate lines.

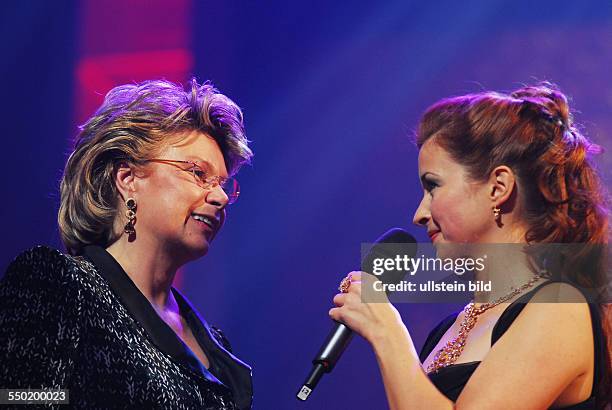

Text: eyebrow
xmin=420 ymin=172 xmax=440 ymax=185
xmin=184 ymin=156 xmax=230 ymax=178
xmin=185 ymin=156 xmax=216 ymax=172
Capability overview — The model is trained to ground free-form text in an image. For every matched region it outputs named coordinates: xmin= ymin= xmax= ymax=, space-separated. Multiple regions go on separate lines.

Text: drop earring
xmin=493 ymin=206 xmax=501 ymax=221
xmin=124 ymin=197 xmax=137 ymax=234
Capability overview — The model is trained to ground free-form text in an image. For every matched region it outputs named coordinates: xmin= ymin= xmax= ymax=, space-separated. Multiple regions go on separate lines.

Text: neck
xmin=468 ymin=222 xmax=545 ymax=304
xmin=472 ymin=243 xmax=543 ymax=304
xmin=106 ymin=234 xmax=183 ymax=311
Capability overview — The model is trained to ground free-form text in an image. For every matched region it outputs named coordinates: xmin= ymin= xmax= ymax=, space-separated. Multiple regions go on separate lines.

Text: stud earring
xmin=493 ymin=206 xmax=501 ymax=221
xmin=124 ymin=197 xmax=137 ymax=234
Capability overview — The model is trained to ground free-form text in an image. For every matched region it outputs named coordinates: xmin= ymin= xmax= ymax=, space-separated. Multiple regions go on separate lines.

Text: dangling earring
xmin=124 ymin=197 xmax=137 ymax=235
xmin=493 ymin=206 xmax=501 ymax=221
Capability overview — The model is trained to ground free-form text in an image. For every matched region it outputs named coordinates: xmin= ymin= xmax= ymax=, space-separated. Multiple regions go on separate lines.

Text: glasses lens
xmin=223 ymin=178 xmax=240 ymax=204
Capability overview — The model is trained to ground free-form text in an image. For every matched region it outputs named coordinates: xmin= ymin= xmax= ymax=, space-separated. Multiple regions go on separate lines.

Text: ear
xmin=488 ymin=165 xmax=516 ymax=207
xmin=115 ymin=162 xmax=137 ymax=201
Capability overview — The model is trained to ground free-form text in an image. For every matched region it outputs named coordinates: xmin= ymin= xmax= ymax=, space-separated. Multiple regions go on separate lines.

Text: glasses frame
xmin=146 ymin=158 xmax=240 ymax=204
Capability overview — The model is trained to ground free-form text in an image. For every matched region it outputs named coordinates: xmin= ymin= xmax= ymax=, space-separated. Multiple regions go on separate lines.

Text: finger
xmin=332 ymin=293 xmax=347 ymax=306
xmin=348 ymin=271 xmax=362 ymax=281
xmin=328 ymin=307 xmax=343 ymax=322
xmin=347 ymin=280 xmax=362 ymax=296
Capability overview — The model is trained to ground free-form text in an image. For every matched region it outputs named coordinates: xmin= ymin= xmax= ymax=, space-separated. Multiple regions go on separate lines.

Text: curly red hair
xmin=416 ymin=82 xmax=610 ymax=408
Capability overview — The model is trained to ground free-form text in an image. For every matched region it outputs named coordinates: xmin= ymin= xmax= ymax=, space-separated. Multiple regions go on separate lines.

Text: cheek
xmin=430 ymin=189 xmax=480 ymax=240
xmin=140 ymin=183 xmax=204 ymax=229
xmin=431 ymin=190 xmax=493 ymax=242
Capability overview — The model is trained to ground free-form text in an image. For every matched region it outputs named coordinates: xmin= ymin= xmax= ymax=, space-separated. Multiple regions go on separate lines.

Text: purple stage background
xmin=2 ymin=1 xmax=611 ymax=409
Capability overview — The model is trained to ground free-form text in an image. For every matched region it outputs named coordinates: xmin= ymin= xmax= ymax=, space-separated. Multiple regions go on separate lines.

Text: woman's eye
xmin=193 ymin=169 xmax=208 ymax=179
xmin=424 ymin=180 xmax=438 ymax=192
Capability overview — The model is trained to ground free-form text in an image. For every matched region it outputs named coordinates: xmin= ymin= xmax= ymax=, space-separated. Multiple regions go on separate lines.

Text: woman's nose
xmin=206 ymin=184 xmax=229 ymax=208
xmin=412 ymin=195 xmax=430 ymax=227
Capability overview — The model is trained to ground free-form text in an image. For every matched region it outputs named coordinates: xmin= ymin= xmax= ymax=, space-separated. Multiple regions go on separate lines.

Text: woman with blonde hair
xmin=331 ymin=83 xmax=610 ymax=409
xmin=0 ymin=79 xmax=254 ymax=409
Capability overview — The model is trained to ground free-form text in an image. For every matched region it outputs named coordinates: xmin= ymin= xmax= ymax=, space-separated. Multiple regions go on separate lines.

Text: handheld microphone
xmin=296 ymin=228 xmax=416 ymax=401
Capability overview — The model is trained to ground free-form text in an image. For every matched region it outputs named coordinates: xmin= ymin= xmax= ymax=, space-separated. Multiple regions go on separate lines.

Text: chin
xmin=187 ymin=241 xmax=210 ymax=260
xmin=168 ymin=239 xmax=210 ymax=264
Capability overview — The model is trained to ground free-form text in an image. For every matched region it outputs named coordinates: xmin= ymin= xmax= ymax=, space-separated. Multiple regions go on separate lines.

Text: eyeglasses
xmin=146 ymin=158 xmax=240 ymax=204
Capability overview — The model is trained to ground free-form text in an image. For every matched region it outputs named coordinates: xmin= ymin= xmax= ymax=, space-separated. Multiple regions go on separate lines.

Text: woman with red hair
xmin=332 ymin=83 xmax=610 ymax=409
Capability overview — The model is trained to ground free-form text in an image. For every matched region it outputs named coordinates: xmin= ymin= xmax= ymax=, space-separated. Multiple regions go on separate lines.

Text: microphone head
xmin=372 ymin=228 xmax=416 ymax=246
xmin=362 ymin=228 xmax=417 ymax=291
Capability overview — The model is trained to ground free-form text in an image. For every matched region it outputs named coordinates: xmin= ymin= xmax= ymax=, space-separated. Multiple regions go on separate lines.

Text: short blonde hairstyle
xmin=58 ymin=79 xmax=253 ymax=255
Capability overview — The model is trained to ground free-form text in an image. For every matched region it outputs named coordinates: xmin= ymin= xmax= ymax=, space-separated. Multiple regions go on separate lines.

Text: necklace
xmin=426 ymin=274 xmax=543 ymax=374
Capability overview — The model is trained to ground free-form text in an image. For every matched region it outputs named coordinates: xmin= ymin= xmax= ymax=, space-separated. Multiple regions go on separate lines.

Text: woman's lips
xmin=190 ymin=214 xmax=216 ymax=239
xmin=428 ymin=231 xmax=440 ymax=242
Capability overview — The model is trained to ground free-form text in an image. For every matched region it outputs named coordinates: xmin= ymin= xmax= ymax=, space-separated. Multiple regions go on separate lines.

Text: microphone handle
xmin=296 ymin=322 xmax=354 ymax=401
xmin=313 ymin=322 xmax=354 ymax=370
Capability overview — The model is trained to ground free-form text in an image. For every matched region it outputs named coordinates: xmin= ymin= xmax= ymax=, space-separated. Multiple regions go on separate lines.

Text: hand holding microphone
xmin=329 ymin=271 xmax=405 ymax=345
xmin=296 ymin=228 xmax=416 ymax=401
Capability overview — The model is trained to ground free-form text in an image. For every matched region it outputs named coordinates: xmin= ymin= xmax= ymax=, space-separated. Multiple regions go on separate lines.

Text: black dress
xmin=419 ymin=280 xmax=605 ymax=409
xmin=0 ymin=245 xmax=253 ymax=409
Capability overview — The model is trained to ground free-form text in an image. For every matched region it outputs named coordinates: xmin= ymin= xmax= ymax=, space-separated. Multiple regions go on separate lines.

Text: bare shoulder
xmin=523 ymin=282 xmax=594 ymax=336
xmin=520 ymin=281 xmax=593 ymax=352
xmin=530 ymin=281 xmax=593 ymax=304
xmin=456 ymin=281 xmax=594 ymax=409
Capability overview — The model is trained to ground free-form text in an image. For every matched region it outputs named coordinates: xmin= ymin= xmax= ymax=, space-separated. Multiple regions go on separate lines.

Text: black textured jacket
xmin=0 ymin=246 xmax=253 ymax=409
